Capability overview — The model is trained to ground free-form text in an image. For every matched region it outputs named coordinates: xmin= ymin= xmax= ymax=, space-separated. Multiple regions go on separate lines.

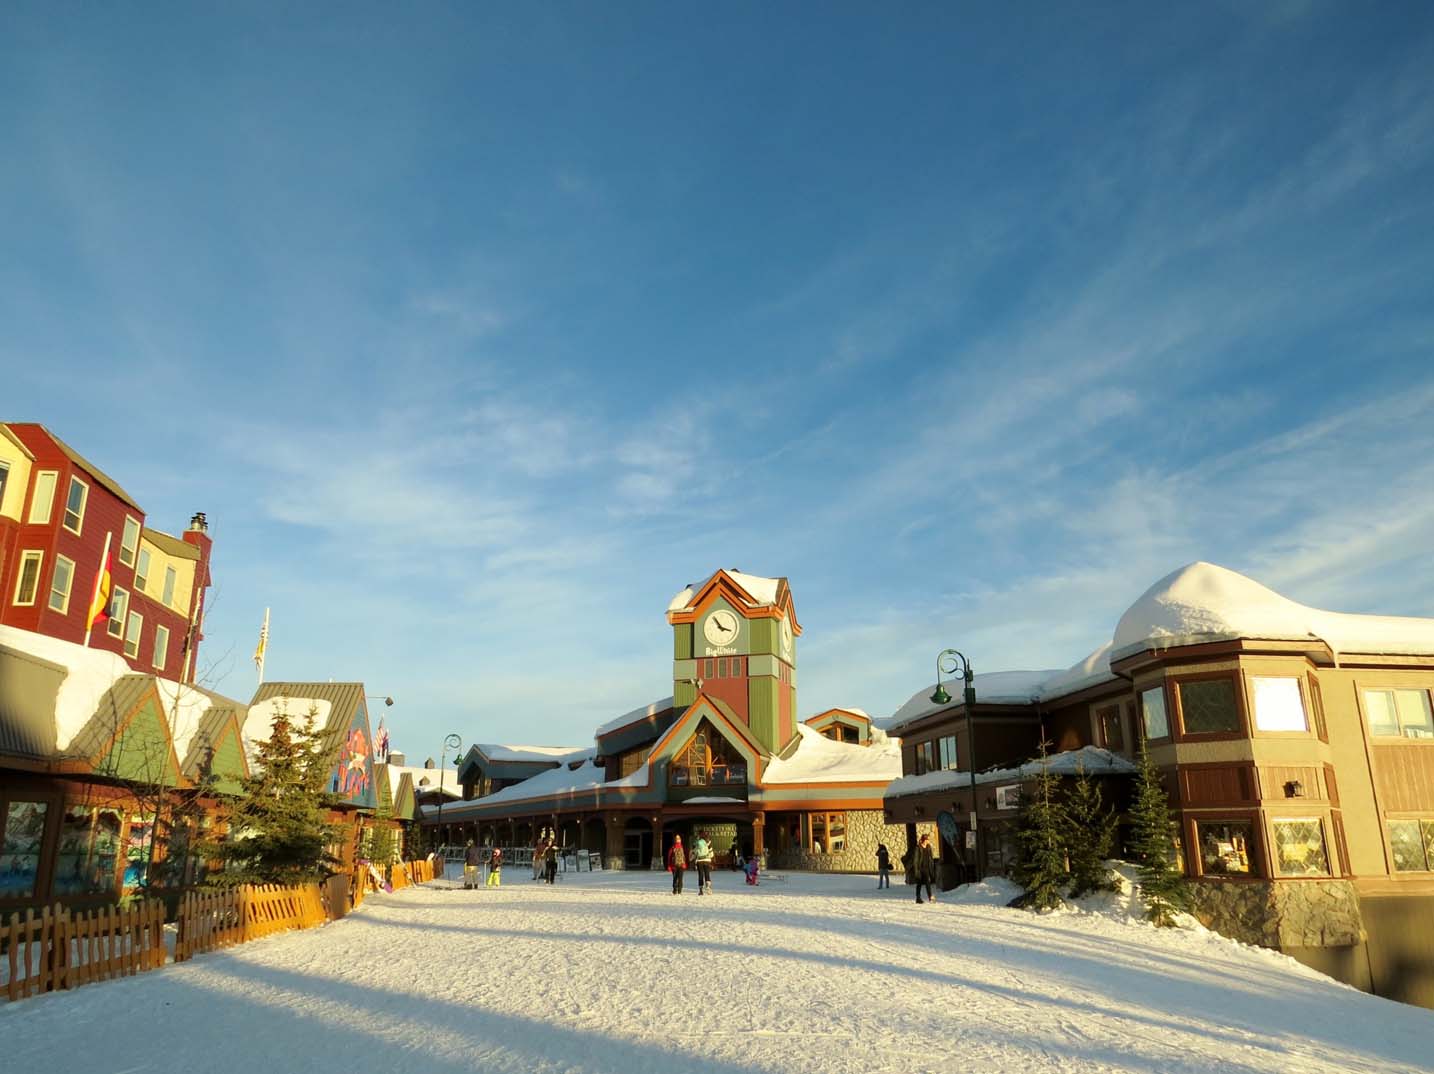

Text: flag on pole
xmin=375 ymin=718 xmax=390 ymax=764
xmin=83 ymin=531 xmax=115 ymax=648
xmin=253 ymin=607 xmax=270 ymax=682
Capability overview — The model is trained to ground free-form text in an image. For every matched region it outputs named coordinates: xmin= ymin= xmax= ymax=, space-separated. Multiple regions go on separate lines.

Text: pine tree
xmin=1129 ymin=738 xmax=1190 ymax=926
xmin=210 ymin=701 xmax=340 ymax=886
xmin=1010 ymin=740 xmax=1068 ymax=911
xmin=1063 ymin=763 xmax=1117 ymax=898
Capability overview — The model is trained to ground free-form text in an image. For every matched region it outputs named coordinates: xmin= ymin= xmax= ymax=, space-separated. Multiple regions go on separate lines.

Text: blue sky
xmin=5 ymin=4 xmax=1433 ymax=759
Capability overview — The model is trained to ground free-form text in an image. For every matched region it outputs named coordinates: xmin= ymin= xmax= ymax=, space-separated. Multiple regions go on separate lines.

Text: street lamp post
xmin=436 ymin=733 xmax=462 ymax=854
xmin=930 ymin=649 xmax=979 ymax=880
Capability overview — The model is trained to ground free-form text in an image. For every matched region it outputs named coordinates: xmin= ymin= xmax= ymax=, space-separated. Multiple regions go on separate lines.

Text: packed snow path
xmin=6 ymin=872 xmax=1432 ymax=1074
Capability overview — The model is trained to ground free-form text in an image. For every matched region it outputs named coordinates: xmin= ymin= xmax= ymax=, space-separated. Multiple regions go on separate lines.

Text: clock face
xmin=780 ymin=616 xmax=793 ymax=657
xmin=704 ymin=609 xmax=740 ymax=646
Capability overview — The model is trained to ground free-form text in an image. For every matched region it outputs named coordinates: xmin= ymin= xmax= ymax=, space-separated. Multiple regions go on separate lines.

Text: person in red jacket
xmin=666 ymin=835 xmax=688 ymax=895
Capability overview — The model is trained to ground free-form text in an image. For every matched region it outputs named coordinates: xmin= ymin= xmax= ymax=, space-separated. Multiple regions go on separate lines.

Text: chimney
xmin=388 ymin=750 xmax=406 ymax=767
xmin=189 ymin=512 xmax=208 ymax=532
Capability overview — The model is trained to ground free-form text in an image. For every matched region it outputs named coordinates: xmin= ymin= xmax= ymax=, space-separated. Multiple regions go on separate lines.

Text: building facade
xmin=426 ymin=570 xmax=924 ymax=872
xmin=0 ymin=423 xmax=213 ymax=683
xmin=883 ymin=562 xmax=1434 ymax=1007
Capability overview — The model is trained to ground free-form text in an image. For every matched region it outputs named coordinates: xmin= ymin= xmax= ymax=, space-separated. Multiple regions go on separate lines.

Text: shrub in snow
xmin=1009 ymin=741 xmax=1068 ymax=911
xmin=205 ymin=701 xmax=341 ymax=886
xmin=1129 ymin=738 xmax=1190 ymax=926
xmin=1062 ymin=763 xmax=1117 ymax=898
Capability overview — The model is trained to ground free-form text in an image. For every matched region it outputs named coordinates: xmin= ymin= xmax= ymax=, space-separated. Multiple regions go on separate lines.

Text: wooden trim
xmin=1184 ymin=808 xmax=1266 ymax=879
xmin=1170 ymin=669 xmax=1249 ymax=743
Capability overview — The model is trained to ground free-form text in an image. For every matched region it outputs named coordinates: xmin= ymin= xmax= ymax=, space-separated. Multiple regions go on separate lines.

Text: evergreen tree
xmin=210 ymin=701 xmax=340 ymax=886
xmin=1010 ymin=740 xmax=1068 ymax=911
xmin=1129 ymin=738 xmax=1190 ymax=926
xmin=1063 ymin=763 xmax=1117 ymax=898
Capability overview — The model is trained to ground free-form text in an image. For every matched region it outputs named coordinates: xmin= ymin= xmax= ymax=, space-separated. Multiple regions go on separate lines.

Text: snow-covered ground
xmin=5 ymin=870 xmax=1432 ymax=1074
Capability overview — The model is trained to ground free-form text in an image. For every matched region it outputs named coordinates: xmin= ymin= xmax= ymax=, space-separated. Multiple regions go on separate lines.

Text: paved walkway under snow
xmin=5 ymin=870 xmax=1432 ymax=1074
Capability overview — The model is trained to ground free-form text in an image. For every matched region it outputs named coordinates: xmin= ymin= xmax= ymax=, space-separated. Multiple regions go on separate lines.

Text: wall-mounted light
xmin=1284 ymin=779 xmax=1305 ymax=798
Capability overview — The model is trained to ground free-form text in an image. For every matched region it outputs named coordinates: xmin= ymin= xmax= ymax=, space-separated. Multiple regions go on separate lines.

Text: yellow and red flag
xmin=87 ymin=548 xmax=114 ymax=630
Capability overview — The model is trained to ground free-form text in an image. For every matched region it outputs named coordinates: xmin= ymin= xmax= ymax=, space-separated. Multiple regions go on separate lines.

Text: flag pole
xmin=83 ymin=531 xmax=113 ymax=648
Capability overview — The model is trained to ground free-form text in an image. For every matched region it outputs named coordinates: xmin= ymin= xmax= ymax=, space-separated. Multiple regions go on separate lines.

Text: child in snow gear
xmin=693 ymin=832 xmax=714 ymax=894
xmin=667 ymin=835 xmax=687 ymax=894
xmin=744 ymin=854 xmax=759 ymax=885
xmin=487 ymin=846 xmax=503 ymax=886
xmin=913 ymin=833 xmax=936 ymax=904
xmin=463 ymin=841 xmax=482 ymax=889
xmin=875 ymin=843 xmax=892 ymax=889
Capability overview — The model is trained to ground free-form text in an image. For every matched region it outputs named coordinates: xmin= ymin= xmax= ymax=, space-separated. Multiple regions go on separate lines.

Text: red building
xmin=0 ymin=423 xmax=212 ymax=682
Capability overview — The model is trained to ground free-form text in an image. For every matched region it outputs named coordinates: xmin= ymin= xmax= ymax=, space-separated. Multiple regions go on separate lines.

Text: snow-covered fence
xmin=4 ymin=900 xmax=166 ymax=1001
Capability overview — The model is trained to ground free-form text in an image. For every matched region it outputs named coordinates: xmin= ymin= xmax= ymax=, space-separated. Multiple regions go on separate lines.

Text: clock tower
xmin=666 ymin=569 xmax=801 ymax=754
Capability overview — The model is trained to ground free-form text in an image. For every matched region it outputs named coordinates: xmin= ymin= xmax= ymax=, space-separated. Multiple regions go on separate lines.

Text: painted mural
xmin=54 ymin=806 xmax=121 ymax=896
xmin=329 ymin=702 xmax=376 ymax=808
xmin=1 ymin=800 xmax=48 ymax=898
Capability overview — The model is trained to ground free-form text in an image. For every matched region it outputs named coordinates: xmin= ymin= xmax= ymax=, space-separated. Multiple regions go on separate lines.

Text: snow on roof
xmin=156 ymin=678 xmax=221 ymax=761
xmin=388 ymin=764 xmax=461 ymax=795
xmin=424 ymin=751 xmax=603 ymax=813
xmin=885 ymin=669 xmax=1060 ymax=734
xmin=476 ymin=744 xmax=586 ymax=764
xmin=762 ymin=724 xmax=902 ymax=784
xmin=240 ymin=696 xmax=333 ymax=763
xmin=594 ymin=696 xmax=674 ymax=738
xmin=1 ymin=623 xmax=136 ymax=752
xmin=1032 ymin=641 xmax=1119 ymax=702
xmin=1113 ymin=561 xmax=1434 ymax=658
xmin=666 ymin=570 xmax=781 ymax=612
xmin=884 ymin=746 xmax=1137 ymax=800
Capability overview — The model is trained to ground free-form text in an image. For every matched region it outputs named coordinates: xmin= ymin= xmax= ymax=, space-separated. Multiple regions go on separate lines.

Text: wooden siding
xmin=748 ymin=677 xmax=779 ymax=753
xmin=1178 ymin=764 xmax=1257 ymax=806
xmin=1370 ymin=744 xmax=1434 ymax=813
xmin=748 ymin=617 xmax=777 ymax=657
xmin=672 ymin=623 xmax=692 ymax=661
xmin=1257 ymin=764 xmax=1329 ymax=802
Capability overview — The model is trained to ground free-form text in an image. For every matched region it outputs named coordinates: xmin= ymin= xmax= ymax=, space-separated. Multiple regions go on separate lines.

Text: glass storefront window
xmin=1179 ymin=679 xmax=1241 ymax=735
xmin=1271 ymin=818 xmax=1330 ymax=876
xmin=1197 ymin=819 xmax=1254 ymax=876
xmin=1 ymin=800 xmax=48 ymax=899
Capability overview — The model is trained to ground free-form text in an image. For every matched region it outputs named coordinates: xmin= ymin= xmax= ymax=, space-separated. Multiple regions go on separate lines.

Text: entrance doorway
xmin=623 ymin=819 xmax=653 ymax=869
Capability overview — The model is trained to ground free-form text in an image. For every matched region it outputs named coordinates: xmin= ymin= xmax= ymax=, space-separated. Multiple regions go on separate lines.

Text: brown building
xmin=883 ymin=561 xmax=1434 ymax=1007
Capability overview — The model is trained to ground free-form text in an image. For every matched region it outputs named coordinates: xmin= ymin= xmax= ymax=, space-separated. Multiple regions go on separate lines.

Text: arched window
xmin=669 ymin=725 xmax=747 ymax=786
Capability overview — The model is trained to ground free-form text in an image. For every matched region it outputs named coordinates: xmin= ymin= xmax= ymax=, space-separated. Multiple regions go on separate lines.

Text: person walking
xmin=463 ymin=840 xmax=482 ymax=889
xmin=486 ymin=846 xmax=503 ymax=886
xmin=544 ymin=839 xmax=559 ymax=884
xmin=729 ymin=838 xmax=742 ymax=871
xmin=533 ymin=831 xmax=548 ymax=881
xmin=693 ymin=832 xmax=714 ymax=895
xmin=913 ymin=833 xmax=937 ymax=904
xmin=875 ymin=842 xmax=892 ymax=889
xmin=666 ymin=834 xmax=687 ymax=895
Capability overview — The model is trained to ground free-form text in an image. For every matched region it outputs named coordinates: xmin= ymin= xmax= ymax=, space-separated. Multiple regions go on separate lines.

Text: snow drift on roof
xmin=424 ymin=751 xmax=603 ymax=813
xmin=884 ymin=746 xmax=1137 ymax=800
xmin=241 ymin=697 xmax=333 ymax=763
xmin=594 ymin=696 xmax=674 ymax=738
xmin=1113 ymin=561 xmax=1434 ymax=658
xmin=886 ymin=669 xmax=1060 ymax=734
xmin=477 ymin=744 xmax=586 ymax=764
xmin=666 ymin=570 xmax=781 ymax=612
xmin=762 ymin=724 xmax=902 ymax=784
xmin=387 ymin=764 xmax=460 ymax=795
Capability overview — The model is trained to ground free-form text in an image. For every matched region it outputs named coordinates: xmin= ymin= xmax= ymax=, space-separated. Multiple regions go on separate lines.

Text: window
xmin=106 ymin=586 xmax=130 ymax=638
xmin=1389 ymin=819 xmax=1434 ymax=872
xmin=153 ymin=625 xmax=171 ymax=671
xmin=63 ymin=476 xmax=88 ymax=534
xmin=1251 ymin=677 xmax=1308 ymax=733
xmin=1097 ymin=704 xmax=1125 ymax=751
xmin=1196 ymin=819 xmax=1255 ymax=876
xmin=0 ymin=461 xmax=8 ymax=508
xmin=0 ymin=798 xmax=50 ymax=899
xmin=124 ymin=611 xmax=143 ymax=659
xmin=13 ymin=550 xmax=43 ymax=605
xmin=1308 ymin=675 xmax=1328 ymax=741
xmin=939 ymin=735 xmax=959 ymax=770
xmin=913 ymin=740 xmax=938 ymax=776
xmin=1363 ymin=689 xmax=1434 ymax=740
xmin=48 ymin=554 xmax=75 ymax=613
xmin=1178 ymin=679 xmax=1242 ymax=735
xmin=119 ymin=516 xmax=141 ymax=567
xmin=1140 ymin=685 xmax=1170 ymax=740
xmin=135 ymin=547 xmax=151 ymax=592
xmin=1271 ymin=818 xmax=1330 ymax=876
xmin=54 ymin=805 xmax=122 ymax=895
xmin=806 ymin=812 xmax=846 ymax=853
xmin=670 ymin=728 xmax=745 ymax=787
xmin=27 ymin=470 xmax=57 ymax=524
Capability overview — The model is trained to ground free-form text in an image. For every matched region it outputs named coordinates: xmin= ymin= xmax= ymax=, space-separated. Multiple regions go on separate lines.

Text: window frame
xmin=62 ymin=475 xmax=88 ymax=535
xmin=1171 ymin=671 xmax=1248 ymax=741
xmin=153 ymin=624 xmax=171 ymax=671
xmin=48 ymin=553 xmax=76 ymax=614
xmin=1269 ymin=815 xmax=1333 ymax=878
xmin=106 ymin=586 xmax=130 ymax=638
xmin=134 ymin=547 xmax=151 ymax=593
xmin=1248 ymin=675 xmax=1311 ymax=735
xmin=1139 ymin=683 xmax=1172 ymax=742
xmin=1190 ymin=812 xmax=1263 ymax=879
xmin=119 ymin=516 xmax=141 ymax=567
xmin=1096 ymin=702 xmax=1126 ymax=751
xmin=27 ymin=470 xmax=57 ymax=525
xmin=1360 ymin=687 xmax=1434 ymax=742
xmin=1386 ymin=817 xmax=1434 ymax=874
xmin=0 ymin=461 xmax=9 ymax=509
xmin=13 ymin=550 xmax=44 ymax=606
xmin=123 ymin=611 xmax=144 ymax=659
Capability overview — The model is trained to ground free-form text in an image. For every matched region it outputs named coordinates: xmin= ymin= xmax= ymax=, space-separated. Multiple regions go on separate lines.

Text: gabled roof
xmin=9 ymin=423 xmax=144 ymax=512
xmin=665 ymin=569 xmax=802 ymax=632
xmin=142 ymin=526 xmax=201 ymax=561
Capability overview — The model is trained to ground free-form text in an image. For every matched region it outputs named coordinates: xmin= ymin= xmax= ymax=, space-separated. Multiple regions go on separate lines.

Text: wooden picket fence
xmin=5 ymin=859 xmax=438 ymax=1002
xmin=4 ymin=900 xmax=166 ymax=1002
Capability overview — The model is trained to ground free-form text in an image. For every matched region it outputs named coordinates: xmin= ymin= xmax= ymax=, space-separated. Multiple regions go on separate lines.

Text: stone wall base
xmin=1188 ymin=878 xmax=1365 ymax=950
